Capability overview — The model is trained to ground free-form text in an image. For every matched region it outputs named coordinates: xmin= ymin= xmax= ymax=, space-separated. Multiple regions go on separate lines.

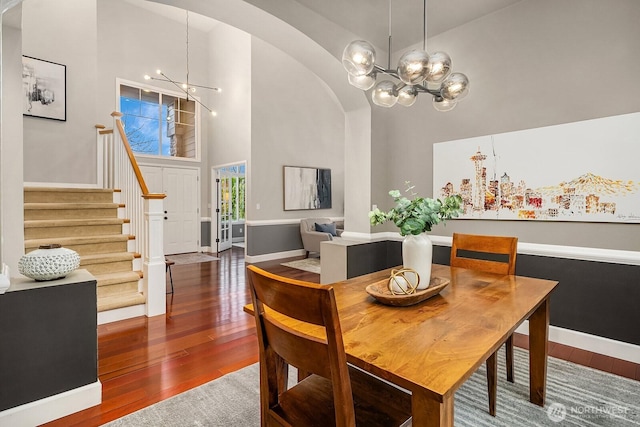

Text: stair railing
xmin=96 ymin=112 xmax=167 ymax=317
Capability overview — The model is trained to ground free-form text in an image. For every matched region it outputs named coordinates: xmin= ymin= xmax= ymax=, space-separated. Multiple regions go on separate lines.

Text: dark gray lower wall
xmin=247 ymin=223 xmax=302 ymax=256
xmin=515 ymin=254 xmax=640 ymax=347
xmin=201 ymin=221 xmax=211 ymax=247
xmin=201 ymin=221 xmax=245 ymax=247
xmin=347 ymin=240 xmax=402 ymax=278
xmin=0 ymin=277 xmax=97 ymax=411
xmin=344 ymin=241 xmax=640 ymax=347
xmin=232 ymin=223 xmax=245 ymax=241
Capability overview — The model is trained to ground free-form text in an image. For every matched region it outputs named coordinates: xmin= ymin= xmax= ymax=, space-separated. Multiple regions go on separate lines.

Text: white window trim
xmin=115 ymin=77 xmax=202 ymax=162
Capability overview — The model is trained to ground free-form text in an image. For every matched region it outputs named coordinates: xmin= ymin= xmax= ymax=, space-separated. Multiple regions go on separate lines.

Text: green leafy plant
xmin=369 ymin=182 xmax=463 ymax=236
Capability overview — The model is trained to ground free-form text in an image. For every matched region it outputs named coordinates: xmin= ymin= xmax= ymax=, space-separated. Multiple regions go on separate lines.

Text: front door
xmin=163 ymin=167 xmax=199 ymax=254
xmin=140 ymin=165 xmax=199 ymax=255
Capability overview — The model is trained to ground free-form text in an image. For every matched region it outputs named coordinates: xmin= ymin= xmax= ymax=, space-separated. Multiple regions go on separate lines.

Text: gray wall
xmin=21 ymin=0 xmax=98 ymax=184
xmin=1 ymin=6 xmax=24 ymax=272
xmin=371 ymin=0 xmax=640 ymax=252
xmin=249 ymin=37 xmax=345 ymax=222
xmin=207 ymin=23 xmax=251 ymax=221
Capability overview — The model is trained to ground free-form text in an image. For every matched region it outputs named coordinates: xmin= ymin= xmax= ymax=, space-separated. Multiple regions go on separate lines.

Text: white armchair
xmin=300 ymin=218 xmax=342 ymax=258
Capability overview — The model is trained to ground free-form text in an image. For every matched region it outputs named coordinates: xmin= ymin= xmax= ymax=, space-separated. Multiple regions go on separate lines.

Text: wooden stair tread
xmin=24 ymin=202 xmax=120 ymax=209
xmin=24 ymin=187 xmax=115 ymax=194
xmin=97 ymin=292 xmax=146 ymax=312
xmin=24 ymin=218 xmax=126 ymax=227
xmin=80 ymin=252 xmax=135 ymax=264
xmin=26 ymin=235 xmax=130 ymax=246
xmin=94 ymin=271 xmax=143 ymax=287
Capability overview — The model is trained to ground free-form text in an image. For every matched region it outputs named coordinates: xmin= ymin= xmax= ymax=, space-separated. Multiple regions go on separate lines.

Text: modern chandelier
xmin=341 ymin=0 xmax=469 ymax=111
xmin=145 ymin=10 xmax=220 ymax=116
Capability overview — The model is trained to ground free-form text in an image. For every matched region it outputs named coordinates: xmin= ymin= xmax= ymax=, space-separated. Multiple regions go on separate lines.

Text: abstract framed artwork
xmin=283 ymin=166 xmax=332 ymax=210
xmin=433 ymin=112 xmax=640 ymax=223
xmin=22 ymin=56 xmax=66 ymax=121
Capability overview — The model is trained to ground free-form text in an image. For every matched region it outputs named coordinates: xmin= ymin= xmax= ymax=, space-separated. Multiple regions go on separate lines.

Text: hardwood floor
xmin=43 ymin=246 xmax=639 ymax=426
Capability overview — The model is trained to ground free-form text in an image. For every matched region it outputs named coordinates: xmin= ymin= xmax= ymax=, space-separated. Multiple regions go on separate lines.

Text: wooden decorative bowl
xmin=365 ymin=276 xmax=450 ymax=307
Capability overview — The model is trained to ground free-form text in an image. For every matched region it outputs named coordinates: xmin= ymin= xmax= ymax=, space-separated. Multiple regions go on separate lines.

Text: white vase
xmin=18 ymin=244 xmax=80 ymax=281
xmin=402 ymin=233 xmax=433 ymax=290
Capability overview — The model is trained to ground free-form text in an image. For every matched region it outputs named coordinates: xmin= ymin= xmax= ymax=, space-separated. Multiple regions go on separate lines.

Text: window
xmin=118 ymin=81 xmax=199 ymax=160
xmin=231 ymin=176 xmax=246 ymax=220
xmin=220 ymin=165 xmax=245 ymax=221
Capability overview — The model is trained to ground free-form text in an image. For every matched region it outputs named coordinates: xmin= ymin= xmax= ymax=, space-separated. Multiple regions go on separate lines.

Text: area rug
xmin=104 ymin=347 xmax=640 ymax=426
xmin=280 ymin=257 xmax=320 ymax=274
xmin=165 ymin=252 xmax=220 ymax=265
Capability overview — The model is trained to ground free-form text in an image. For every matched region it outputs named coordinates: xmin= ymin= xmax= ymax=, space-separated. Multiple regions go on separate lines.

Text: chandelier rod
xmin=156 ymin=70 xmax=216 ymax=115
xmin=423 ymin=0 xmax=427 ymax=51
xmin=387 ymin=0 xmax=392 ymax=70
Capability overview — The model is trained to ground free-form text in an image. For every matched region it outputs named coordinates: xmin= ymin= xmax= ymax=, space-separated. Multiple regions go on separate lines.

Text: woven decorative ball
xmin=18 ymin=244 xmax=80 ymax=281
xmin=388 ymin=268 xmax=420 ymax=295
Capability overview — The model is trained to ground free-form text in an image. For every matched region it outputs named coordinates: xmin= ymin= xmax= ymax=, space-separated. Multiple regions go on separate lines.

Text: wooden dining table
xmin=246 ymin=263 xmax=558 ymax=427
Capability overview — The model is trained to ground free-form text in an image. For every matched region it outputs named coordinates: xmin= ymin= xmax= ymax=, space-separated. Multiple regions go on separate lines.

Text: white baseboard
xmin=515 ymin=321 xmax=640 ymax=364
xmin=0 ymin=380 xmax=101 ymax=427
xmin=245 ymin=249 xmax=306 ymax=264
xmin=98 ymin=304 xmax=145 ymax=325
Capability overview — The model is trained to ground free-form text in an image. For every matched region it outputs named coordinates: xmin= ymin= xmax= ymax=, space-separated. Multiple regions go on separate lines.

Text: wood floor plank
xmin=611 ymin=358 xmax=639 ymax=380
xmin=40 ymin=247 xmax=638 ymax=427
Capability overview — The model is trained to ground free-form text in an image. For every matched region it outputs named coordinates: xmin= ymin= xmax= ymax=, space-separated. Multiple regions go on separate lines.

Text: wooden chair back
xmin=450 ymin=233 xmax=519 ymax=416
xmin=247 ymin=265 xmax=412 ymax=427
xmin=247 ymin=265 xmax=355 ymax=425
xmin=450 ymin=233 xmax=518 ymax=275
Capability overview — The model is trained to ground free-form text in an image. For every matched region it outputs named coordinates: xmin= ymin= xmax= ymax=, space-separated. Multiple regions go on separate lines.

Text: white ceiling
xmin=290 ymin=0 xmax=524 ymax=50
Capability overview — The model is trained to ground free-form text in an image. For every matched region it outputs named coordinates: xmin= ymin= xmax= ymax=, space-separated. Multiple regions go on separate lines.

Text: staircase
xmin=23 ymin=187 xmax=146 ymax=312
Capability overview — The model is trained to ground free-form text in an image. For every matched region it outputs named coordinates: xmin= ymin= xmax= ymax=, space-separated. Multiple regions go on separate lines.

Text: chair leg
xmin=166 ymin=262 xmax=174 ymax=294
xmin=486 ymin=351 xmax=498 ymax=416
xmin=305 ymin=251 xmax=310 ymax=259
xmin=506 ymin=335 xmax=514 ymax=383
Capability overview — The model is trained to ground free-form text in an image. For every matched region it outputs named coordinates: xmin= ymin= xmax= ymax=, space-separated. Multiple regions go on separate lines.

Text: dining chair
xmin=450 ymin=232 xmax=518 ymax=417
xmin=246 ymin=265 xmax=413 ymax=427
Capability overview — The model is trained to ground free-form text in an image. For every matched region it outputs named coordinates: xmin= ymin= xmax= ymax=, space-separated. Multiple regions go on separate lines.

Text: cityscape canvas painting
xmin=22 ymin=56 xmax=66 ymax=121
xmin=433 ymin=112 xmax=640 ymax=223
xmin=284 ymin=166 xmax=332 ymax=210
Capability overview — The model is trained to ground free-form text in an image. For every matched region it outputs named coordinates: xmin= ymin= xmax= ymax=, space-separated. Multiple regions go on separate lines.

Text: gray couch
xmin=300 ymin=218 xmax=342 ymax=258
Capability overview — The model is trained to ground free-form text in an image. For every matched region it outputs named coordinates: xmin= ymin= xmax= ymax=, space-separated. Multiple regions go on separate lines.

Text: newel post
xmin=143 ymin=194 xmax=167 ymax=317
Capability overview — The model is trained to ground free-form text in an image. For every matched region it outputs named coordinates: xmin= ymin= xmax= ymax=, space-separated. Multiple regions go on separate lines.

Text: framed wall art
xmin=283 ymin=166 xmax=332 ymax=210
xmin=22 ymin=56 xmax=66 ymax=121
xmin=433 ymin=112 xmax=640 ymax=223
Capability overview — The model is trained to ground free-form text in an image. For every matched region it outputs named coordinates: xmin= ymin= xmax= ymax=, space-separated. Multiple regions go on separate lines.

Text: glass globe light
xmin=371 ymin=80 xmax=398 ymax=108
xmin=397 ymin=85 xmax=418 ymax=107
xmin=348 ymin=73 xmax=376 ymax=90
xmin=433 ymin=96 xmax=457 ymax=112
xmin=397 ymin=50 xmax=430 ymax=85
xmin=425 ymin=51 xmax=452 ymax=84
xmin=342 ymin=40 xmax=376 ymax=77
xmin=440 ymin=72 xmax=470 ymax=101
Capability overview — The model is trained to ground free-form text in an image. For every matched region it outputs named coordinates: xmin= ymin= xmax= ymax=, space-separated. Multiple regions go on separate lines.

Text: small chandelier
xmin=342 ymin=0 xmax=469 ymax=111
xmin=145 ymin=10 xmax=220 ymax=116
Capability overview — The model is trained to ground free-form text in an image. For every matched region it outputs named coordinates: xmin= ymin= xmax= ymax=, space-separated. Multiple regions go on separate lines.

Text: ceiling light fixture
xmin=342 ymin=0 xmax=469 ymax=111
xmin=144 ymin=10 xmax=220 ymax=116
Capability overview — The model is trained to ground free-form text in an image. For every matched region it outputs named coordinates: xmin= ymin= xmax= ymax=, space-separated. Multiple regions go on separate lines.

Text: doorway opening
xmin=212 ymin=162 xmax=246 ymax=254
